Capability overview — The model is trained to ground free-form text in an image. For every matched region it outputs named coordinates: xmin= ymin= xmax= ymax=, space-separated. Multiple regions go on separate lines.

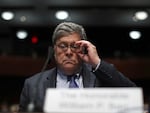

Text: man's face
xmin=54 ymin=33 xmax=82 ymax=75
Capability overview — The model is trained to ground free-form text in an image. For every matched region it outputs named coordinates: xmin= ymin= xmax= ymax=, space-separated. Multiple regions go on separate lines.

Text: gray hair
xmin=52 ymin=22 xmax=87 ymax=45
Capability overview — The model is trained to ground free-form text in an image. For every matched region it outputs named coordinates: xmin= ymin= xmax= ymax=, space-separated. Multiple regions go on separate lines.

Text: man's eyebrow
xmin=57 ymin=41 xmax=76 ymax=44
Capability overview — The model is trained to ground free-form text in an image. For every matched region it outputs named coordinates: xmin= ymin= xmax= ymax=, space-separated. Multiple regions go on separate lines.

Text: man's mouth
xmin=63 ymin=60 xmax=75 ymax=64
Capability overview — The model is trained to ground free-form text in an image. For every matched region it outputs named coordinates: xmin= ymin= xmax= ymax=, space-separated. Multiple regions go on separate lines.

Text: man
xmin=19 ymin=22 xmax=136 ymax=112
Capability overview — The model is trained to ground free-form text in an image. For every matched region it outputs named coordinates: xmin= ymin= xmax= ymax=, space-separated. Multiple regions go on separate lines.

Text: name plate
xmin=43 ymin=88 xmax=143 ymax=113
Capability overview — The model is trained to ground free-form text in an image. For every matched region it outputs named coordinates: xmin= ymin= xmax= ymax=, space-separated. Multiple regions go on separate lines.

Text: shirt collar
xmin=57 ymin=68 xmax=82 ymax=80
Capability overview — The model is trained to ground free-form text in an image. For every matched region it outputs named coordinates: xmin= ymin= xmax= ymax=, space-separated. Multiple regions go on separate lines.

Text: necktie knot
xmin=68 ymin=75 xmax=79 ymax=88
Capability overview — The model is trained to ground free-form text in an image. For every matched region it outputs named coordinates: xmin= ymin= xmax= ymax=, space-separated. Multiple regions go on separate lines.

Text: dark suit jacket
xmin=19 ymin=60 xmax=136 ymax=112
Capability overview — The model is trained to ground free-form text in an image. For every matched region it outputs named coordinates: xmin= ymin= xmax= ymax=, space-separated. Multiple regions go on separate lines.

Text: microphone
xmin=41 ymin=46 xmax=54 ymax=72
xmin=27 ymin=46 xmax=54 ymax=112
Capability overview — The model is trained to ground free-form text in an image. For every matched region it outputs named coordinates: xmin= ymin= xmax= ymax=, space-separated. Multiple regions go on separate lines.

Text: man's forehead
xmin=56 ymin=33 xmax=81 ymax=42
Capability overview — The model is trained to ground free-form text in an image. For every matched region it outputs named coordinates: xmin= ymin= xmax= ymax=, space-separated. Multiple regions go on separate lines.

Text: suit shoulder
xmin=26 ymin=67 xmax=56 ymax=82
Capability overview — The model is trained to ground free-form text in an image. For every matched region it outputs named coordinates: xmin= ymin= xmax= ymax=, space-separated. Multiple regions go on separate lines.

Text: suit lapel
xmin=82 ymin=64 xmax=97 ymax=88
xmin=43 ymin=66 xmax=100 ymax=89
xmin=44 ymin=68 xmax=57 ymax=89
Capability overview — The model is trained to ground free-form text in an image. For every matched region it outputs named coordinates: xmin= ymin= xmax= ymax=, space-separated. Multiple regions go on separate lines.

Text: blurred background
xmin=0 ymin=0 xmax=150 ymax=112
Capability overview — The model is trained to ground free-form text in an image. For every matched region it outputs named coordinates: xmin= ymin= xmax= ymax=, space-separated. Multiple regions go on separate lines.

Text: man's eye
xmin=59 ymin=44 xmax=67 ymax=48
xmin=73 ymin=46 xmax=77 ymax=49
xmin=72 ymin=44 xmax=79 ymax=49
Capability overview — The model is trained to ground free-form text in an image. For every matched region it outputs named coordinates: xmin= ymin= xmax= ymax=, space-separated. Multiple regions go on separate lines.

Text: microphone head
xmin=48 ymin=46 xmax=54 ymax=64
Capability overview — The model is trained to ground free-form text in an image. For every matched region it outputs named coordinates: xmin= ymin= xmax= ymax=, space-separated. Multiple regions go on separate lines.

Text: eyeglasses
xmin=56 ymin=42 xmax=81 ymax=52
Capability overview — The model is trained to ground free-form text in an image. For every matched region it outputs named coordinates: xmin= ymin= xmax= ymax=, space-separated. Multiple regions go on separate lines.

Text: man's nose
xmin=65 ymin=47 xmax=73 ymax=57
xmin=66 ymin=46 xmax=72 ymax=53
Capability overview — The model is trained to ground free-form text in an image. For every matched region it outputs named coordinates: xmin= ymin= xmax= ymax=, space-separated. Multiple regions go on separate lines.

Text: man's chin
xmin=62 ymin=65 xmax=77 ymax=75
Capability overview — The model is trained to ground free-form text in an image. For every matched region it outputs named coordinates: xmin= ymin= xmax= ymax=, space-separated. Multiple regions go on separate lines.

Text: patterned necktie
xmin=68 ymin=75 xmax=79 ymax=88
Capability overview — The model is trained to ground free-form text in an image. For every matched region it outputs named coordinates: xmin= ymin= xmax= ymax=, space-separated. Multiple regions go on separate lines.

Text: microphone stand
xmin=27 ymin=46 xmax=54 ymax=112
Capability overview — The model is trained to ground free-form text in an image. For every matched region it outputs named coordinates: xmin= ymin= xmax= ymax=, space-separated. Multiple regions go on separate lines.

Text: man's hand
xmin=75 ymin=40 xmax=101 ymax=68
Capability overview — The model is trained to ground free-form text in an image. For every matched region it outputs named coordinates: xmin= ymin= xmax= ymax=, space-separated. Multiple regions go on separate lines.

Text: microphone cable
xmin=27 ymin=46 xmax=54 ymax=112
